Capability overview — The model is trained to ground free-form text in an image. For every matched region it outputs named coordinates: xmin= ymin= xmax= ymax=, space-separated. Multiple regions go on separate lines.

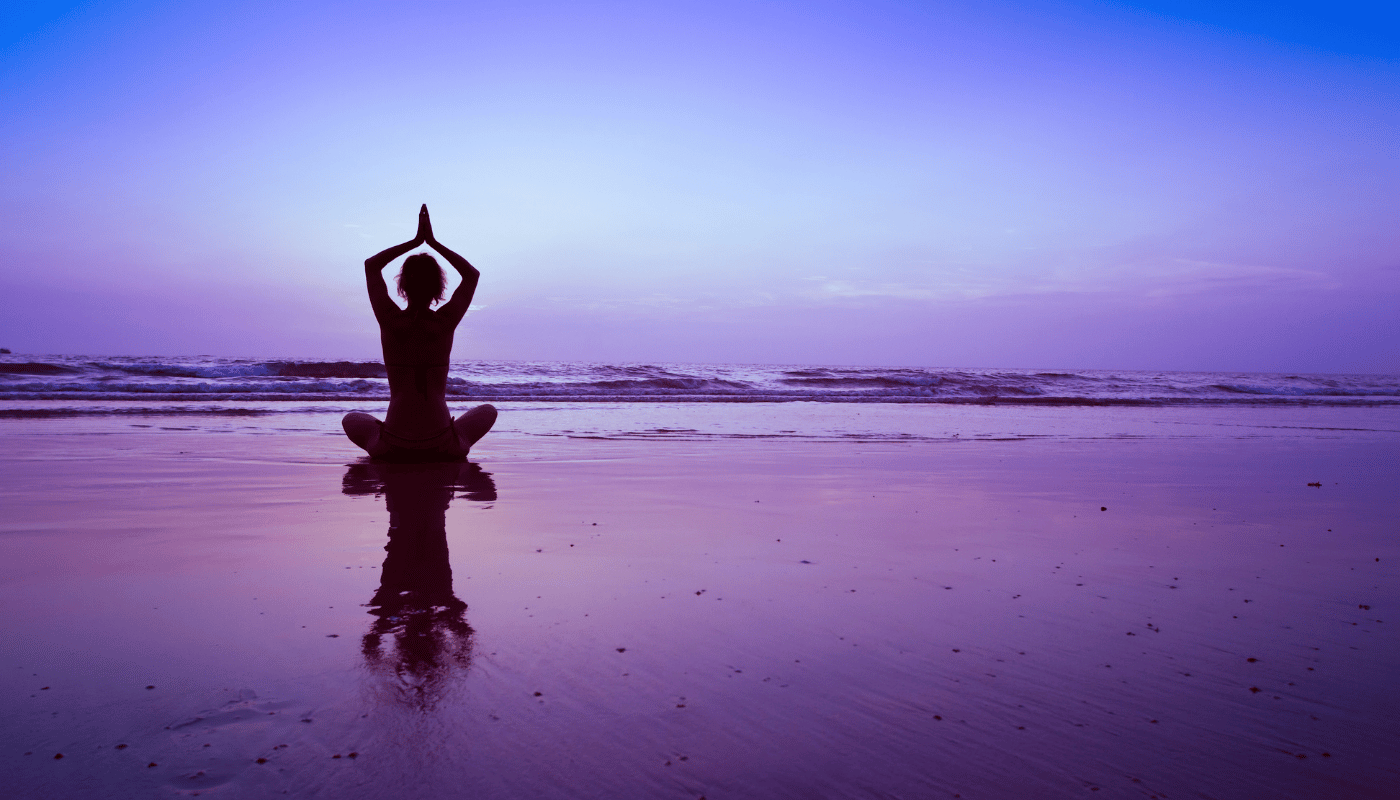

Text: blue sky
xmin=1 ymin=0 xmax=1396 ymax=371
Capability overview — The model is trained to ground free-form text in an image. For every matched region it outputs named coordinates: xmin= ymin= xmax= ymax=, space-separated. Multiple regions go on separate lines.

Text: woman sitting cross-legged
xmin=342 ymin=205 xmax=496 ymax=461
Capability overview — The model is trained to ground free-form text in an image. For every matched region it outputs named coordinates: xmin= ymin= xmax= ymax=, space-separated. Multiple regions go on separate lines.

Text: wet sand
xmin=2 ymin=419 xmax=1397 ymax=799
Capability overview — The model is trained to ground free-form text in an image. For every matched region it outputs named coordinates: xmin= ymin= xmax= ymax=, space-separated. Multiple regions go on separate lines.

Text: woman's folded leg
xmin=342 ymin=412 xmax=386 ymax=456
xmin=454 ymin=404 xmax=498 ymax=450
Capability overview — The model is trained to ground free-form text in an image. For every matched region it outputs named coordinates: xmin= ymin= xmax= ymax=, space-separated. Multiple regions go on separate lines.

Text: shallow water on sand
xmin=2 ymin=408 xmax=1398 ymax=799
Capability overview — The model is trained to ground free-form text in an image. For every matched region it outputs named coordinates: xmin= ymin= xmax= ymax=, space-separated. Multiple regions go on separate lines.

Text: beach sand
xmin=2 ymin=408 xmax=1397 ymax=799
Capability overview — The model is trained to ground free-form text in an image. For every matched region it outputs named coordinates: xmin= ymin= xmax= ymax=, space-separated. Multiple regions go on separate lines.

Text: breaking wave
xmin=0 ymin=355 xmax=1396 ymax=406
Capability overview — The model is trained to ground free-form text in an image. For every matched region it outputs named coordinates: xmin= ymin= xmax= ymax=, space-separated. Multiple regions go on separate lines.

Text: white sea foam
xmin=1 ymin=355 xmax=1396 ymax=410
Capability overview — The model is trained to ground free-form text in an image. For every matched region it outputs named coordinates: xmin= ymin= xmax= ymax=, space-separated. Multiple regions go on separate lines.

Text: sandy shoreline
xmin=3 ymin=413 xmax=1398 ymax=799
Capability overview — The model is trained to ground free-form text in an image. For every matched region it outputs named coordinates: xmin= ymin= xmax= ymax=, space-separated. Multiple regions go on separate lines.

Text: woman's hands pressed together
xmin=416 ymin=204 xmax=435 ymax=246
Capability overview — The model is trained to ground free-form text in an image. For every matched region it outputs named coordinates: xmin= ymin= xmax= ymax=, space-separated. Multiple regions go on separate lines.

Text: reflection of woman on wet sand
xmin=342 ymin=460 xmax=497 ymax=706
xmin=343 ymin=205 xmax=496 ymax=461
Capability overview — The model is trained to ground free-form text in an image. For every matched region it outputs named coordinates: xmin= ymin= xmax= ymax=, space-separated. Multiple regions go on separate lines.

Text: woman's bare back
xmin=381 ymin=307 xmax=456 ymax=437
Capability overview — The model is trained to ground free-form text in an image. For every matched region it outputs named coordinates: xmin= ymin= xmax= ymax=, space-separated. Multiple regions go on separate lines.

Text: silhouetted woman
xmin=342 ymin=205 xmax=496 ymax=460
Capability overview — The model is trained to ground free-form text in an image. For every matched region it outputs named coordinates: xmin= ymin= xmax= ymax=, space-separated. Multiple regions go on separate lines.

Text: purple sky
xmin=2 ymin=0 xmax=1396 ymax=372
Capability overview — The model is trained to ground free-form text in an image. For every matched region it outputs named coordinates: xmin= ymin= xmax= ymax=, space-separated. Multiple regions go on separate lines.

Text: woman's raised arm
xmin=365 ymin=208 xmax=429 ymax=273
xmin=423 ymin=206 xmax=480 ymax=325
xmin=363 ymin=210 xmax=428 ymax=321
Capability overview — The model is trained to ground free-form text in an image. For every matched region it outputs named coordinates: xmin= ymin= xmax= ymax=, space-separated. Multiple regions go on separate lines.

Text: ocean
xmin=4 ymin=354 xmax=1397 ymax=444
xmin=3 ymin=354 xmax=1397 ymax=407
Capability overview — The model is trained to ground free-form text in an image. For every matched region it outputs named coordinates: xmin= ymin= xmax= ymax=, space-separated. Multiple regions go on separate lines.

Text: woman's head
xmin=397 ymin=253 xmax=447 ymax=306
